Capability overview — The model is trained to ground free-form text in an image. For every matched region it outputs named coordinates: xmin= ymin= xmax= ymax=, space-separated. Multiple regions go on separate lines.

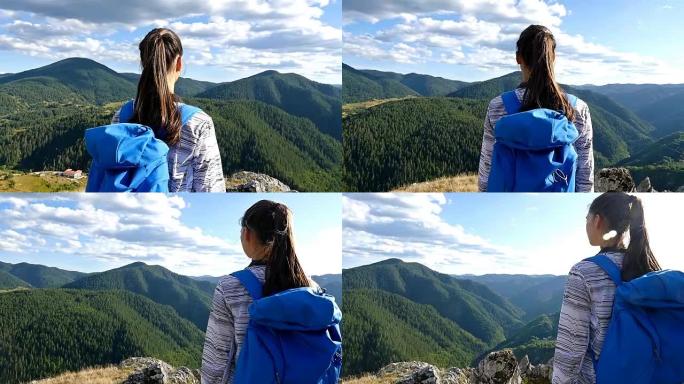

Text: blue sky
xmin=0 ymin=193 xmax=342 ymax=277
xmin=0 ymin=0 xmax=341 ymax=83
xmin=343 ymin=0 xmax=684 ymax=84
xmin=343 ymin=193 xmax=684 ymax=275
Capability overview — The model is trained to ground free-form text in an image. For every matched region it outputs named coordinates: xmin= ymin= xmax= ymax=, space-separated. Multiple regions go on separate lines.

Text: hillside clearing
xmin=393 ymin=174 xmax=478 ymax=192
xmin=0 ymin=171 xmax=86 ymax=192
xmin=342 ymin=96 xmax=418 ymax=118
xmin=30 ymin=366 xmax=133 ymax=384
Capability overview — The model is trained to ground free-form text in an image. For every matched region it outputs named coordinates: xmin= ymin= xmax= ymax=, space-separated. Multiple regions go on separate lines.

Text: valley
xmin=343 ymin=64 xmax=684 ymax=191
xmin=0 ymin=260 xmax=341 ymax=384
xmin=342 ymin=258 xmax=566 ymax=378
xmin=0 ymin=58 xmax=343 ymax=192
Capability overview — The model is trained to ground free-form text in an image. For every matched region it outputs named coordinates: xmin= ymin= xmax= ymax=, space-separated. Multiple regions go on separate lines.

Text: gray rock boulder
xmin=396 ymin=364 xmax=441 ymax=384
xmin=475 ymin=350 xmax=521 ymax=384
xmin=225 ymin=171 xmax=292 ymax=192
xmin=121 ymin=357 xmax=198 ymax=384
xmin=595 ymin=168 xmax=635 ymax=192
xmin=636 ymin=177 xmax=654 ymax=192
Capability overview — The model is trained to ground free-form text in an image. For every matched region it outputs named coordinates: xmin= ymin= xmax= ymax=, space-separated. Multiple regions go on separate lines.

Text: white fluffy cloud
xmin=0 ymin=194 xmax=244 ymax=275
xmin=0 ymin=0 xmax=341 ymax=83
xmin=342 ymin=193 xmax=519 ymax=274
xmin=343 ymin=0 xmax=681 ymax=84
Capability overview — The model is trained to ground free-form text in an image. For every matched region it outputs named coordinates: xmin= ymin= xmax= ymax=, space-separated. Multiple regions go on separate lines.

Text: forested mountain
xmin=0 ymin=261 xmax=88 ymax=288
xmin=0 ymin=289 xmax=204 ymax=384
xmin=0 ymin=58 xmax=342 ymax=191
xmin=342 ymin=64 xmax=468 ymax=103
xmin=344 ymin=259 xmax=523 ymax=345
xmin=459 ymin=274 xmax=566 ymax=321
xmin=343 ymin=288 xmax=486 ymax=376
xmin=344 ymin=97 xmax=485 ymax=191
xmin=617 ymin=131 xmax=684 ymax=190
xmin=343 ymin=258 xmax=565 ymax=377
xmin=64 ymin=262 xmax=214 ymax=330
xmin=489 ymin=313 xmax=559 ymax=364
xmin=0 ymin=58 xmax=136 ymax=104
xmin=197 ymin=70 xmax=342 ymax=139
xmin=0 ymin=270 xmax=30 ymax=289
xmin=343 ymin=64 xmax=681 ymax=191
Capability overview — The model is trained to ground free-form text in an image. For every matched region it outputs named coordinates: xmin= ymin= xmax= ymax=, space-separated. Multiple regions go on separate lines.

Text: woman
xmin=478 ymin=25 xmax=594 ymax=192
xmin=552 ymin=192 xmax=662 ymax=383
xmin=112 ymin=28 xmax=224 ymax=192
xmin=201 ymin=200 xmax=322 ymax=383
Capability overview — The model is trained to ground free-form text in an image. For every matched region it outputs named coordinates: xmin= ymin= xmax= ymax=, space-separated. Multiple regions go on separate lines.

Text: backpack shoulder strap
xmin=230 ymin=269 xmax=263 ymax=301
xmin=178 ymin=104 xmax=202 ymax=126
xmin=566 ymin=93 xmax=578 ymax=108
xmin=501 ymin=90 xmax=522 ymax=115
xmin=118 ymin=99 xmax=135 ymax=123
xmin=584 ymin=254 xmax=623 ymax=285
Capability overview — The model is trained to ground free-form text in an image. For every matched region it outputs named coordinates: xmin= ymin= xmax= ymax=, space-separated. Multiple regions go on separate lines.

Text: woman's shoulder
xmin=569 ymin=252 xmax=625 ymax=278
xmin=565 ymin=93 xmax=590 ymax=115
xmin=178 ymin=102 xmax=212 ymax=125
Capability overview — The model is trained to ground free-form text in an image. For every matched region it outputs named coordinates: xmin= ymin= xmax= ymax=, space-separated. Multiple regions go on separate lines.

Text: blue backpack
xmin=229 ymin=269 xmax=342 ymax=384
xmin=487 ymin=90 xmax=579 ymax=192
xmin=585 ymin=254 xmax=684 ymax=384
xmin=84 ymin=100 xmax=200 ymax=192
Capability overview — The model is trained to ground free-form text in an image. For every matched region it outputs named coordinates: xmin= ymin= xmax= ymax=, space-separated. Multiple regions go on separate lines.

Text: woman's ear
xmin=516 ymin=52 xmax=522 ymax=65
xmin=175 ymin=55 xmax=182 ymax=74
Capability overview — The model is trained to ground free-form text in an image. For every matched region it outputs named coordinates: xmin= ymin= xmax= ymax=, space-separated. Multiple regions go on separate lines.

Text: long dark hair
xmin=589 ymin=192 xmax=661 ymax=281
xmin=132 ymin=28 xmax=183 ymax=145
xmin=517 ymin=25 xmax=575 ymax=121
xmin=241 ymin=200 xmax=310 ymax=296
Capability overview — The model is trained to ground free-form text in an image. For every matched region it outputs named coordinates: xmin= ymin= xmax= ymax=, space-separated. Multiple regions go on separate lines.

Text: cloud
xmin=342 ymin=193 xmax=515 ymax=273
xmin=343 ymin=0 xmax=681 ymax=84
xmin=0 ymin=0 xmax=341 ymax=83
xmin=0 ymin=194 xmax=243 ymax=274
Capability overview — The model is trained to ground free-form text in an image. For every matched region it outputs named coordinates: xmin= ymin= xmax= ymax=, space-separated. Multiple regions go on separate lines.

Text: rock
xmin=636 ymin=177 xmax=654 ymax=192
xmin=443 ymin=367 xmax=475 ymax=384
xmin=225 ymin=171 xmax=292 ymax=192
xmin=396 ymin=364 xmax=441 ymax=384
xmin=596 ymin=168 xmax=635 ymax=192
xmin=475 ymin=350 xmax=521 ymax=384
xmin=677 ymin=186 xmax=684 ymax=192
xmin=379 ymin=362 xmax=432 ymax=378
xmin=121 ymin=357 xmax=198 ymax=384
xmin=517 ymin=355 xmax=530 ymax=376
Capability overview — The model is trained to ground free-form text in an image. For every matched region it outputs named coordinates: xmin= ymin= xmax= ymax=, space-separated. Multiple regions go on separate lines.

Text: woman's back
xmin=553 ymin=250 xmax=623 ymax=384
xmin=112 ymin=101 xmax=225 ymax=192
xmin=478 ymin=87 xmax=595 ymax=192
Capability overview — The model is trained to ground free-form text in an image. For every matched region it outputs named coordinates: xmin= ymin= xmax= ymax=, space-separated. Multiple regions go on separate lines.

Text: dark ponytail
xmin=589 ymin=193 xmax=661 ymax=281
xmin=516 ymin=25 xmax=575 ymax=122
xmin=133 ymin=28 xmax=183 ymax=146
xmin=241 ymin=200 xmax=310 ymax=296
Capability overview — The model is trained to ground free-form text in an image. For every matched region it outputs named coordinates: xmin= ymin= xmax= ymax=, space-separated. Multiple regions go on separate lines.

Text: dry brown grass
xmin=343 ymin=96 xmax=418 ymax=118
xmin=341 ymin=374 xmax=399 ymax=384
xmin=30 ymin=366 xmax=133 ymax=384
xmin=393 ymin=173 xmax=479 ymax=192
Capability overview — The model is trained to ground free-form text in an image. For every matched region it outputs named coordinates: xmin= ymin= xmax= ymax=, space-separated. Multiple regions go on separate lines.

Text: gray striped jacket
xmin=553 ymin=251 xmax=624 ymax=384
xmin=112 ymin=102 xmax=225 ymax=192
xmin=477 ymin=88 xmax=594 ymax=192
xmin=200 ymin=265 xmax=321 ymax=384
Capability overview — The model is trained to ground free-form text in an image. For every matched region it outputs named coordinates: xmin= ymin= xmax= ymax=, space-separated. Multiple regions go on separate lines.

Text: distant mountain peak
xmin=375 ymin=258 xmax=405 ymax=265
xmin=122 ymin=261 xmax=148 ymax=268
xmin=254 ymin=69 xmax=282 ymax=77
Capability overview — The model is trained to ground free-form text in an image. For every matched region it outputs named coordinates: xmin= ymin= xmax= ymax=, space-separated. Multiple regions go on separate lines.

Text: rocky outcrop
xmin=225 ymin=171 xmax=293 ymax=192
xmin=121 ymin=357 xmax=199 ymax=384
xmin=596 ymin=168 xmax=636 ymax=192
xmin=371 ymin=350 xmax=553 ymax=384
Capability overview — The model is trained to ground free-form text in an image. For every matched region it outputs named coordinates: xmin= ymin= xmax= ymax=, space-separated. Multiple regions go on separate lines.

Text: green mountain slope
xmin=0 ymin=261 xmax=87 ymax=288
xmin=618 ymin=131 xmax=684 ymax=190
xmin=197 ymin=70 xmax=342 ymax=140
xmin=359 ymin=68 xmax=468 ymax=97
xmin=343 ymin=97 xmax=486 ymax=191
xmin=461 ymin=274 xmax=566 ymax=321
xmin=342 ymin=64 xmax=418 ymax=103
xmin=0 ymin=289 xmax=204 ymax=384
xmin=0 ymin=58 xmax=136 ymax=104
xmin=189 ymin=98 xmax=343 ymax=191
xmin=635 ymin=90 xmax=684 ymax=138
xmin=343 ymin=258 xmax=524 ymax=345
xmin=343 ymin=288 xmax=487 ymax=376
xmin=64 ymin=262 xmax=214 ymax=330
xmin=490 ymin=313 xmax=559 ymax=364
xmin=0 ymin=270 xmax=30 ymax=289
xmin=119 ymin=73 xmax=218 ymax=97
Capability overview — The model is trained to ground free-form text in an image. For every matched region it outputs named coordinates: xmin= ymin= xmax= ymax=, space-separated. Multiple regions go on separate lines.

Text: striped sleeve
xmin=477 ymin=97 xmax=500 ymax=192
xmin=552 ymin=266 xmax=592 ymax=384
xmin=201 ymin=279 xmax=236 ymax=384
xmin=572 ymin=100 xmax=595 ymax=192
xmin=190 ymin=114 xmax=225 ymax=192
